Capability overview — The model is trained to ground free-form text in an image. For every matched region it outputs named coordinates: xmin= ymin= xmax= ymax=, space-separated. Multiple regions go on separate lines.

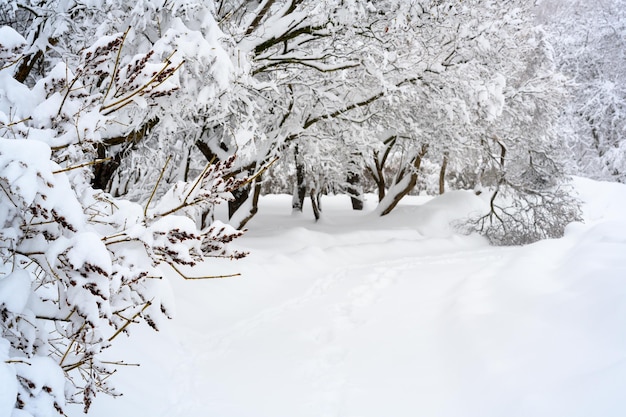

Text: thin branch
xmin=169 ymin=263 xmax=241 ymax=280
xmin=57 ymin=67 xmax=83 ymax=117
xmin=254 ymin=23 xmax=326 ymax=56
xmin=102 ymin=28 xmax=130 ymax=105
xmin=59 ymin=322 xmax=86 ymax=366
xmin=245 ymin=0 xmax=278 ymax=36
xmin=52 ymin=158 xmax=112 ymax=174
xmin=0 ymin=183 xmax=18 ymax=207
xmin=5 ymin=359 xmax=31 ymax=365
xmin=108 ymin=301 xmax=152 ymax=342
xmin=252 ymin=58 xmax=358 ymax=75
xmin=144 ymin=155 xmax=171 ymax=217
xmin=100 ymin=50 xmax=181 ymax=115
xmin=0 ymin=116 xmax=32 ymax=127
xmin=183 ymin=156 xmax=216 ymax=205
xmin=299 ymin=76 xmax=423 ymax=133
xmin=35 ymin=315 xmax=71 ymax=322
xmin=234 ymin=156 xmax=279 ymax=190
xmin=100 ymin=360 xmax=140 ymax=367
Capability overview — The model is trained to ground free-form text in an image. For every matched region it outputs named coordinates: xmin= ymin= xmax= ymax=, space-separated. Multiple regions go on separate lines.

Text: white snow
xmin=13 ymin=356 xmax=66 ymax=417
xmin=66 ymin=232 xmax=113 ymax=276
xmin=0 ymin=138 xmax=53 ymax=206
xmin=0 ymin=26 xmax=26 ymax=50
xmin=0 ymin=269 xmax=31 ymax=314
xmin=0 ymin=339 xmax=17 ymax=417
xmin=61 ymin=177 xmax=626 ymax=417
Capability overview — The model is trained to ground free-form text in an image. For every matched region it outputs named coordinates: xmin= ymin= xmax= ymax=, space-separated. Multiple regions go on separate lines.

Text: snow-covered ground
xmin=71 ymin=177 xmax=626 ymax=417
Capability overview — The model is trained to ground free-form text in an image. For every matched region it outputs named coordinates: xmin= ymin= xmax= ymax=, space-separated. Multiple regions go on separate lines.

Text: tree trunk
xmin=93 ymin=118 xmax=159 ymax=192
xmin=292 ymin=145 xmax=307 ymax=212
xmin=228 ymin=180 xmax=262 ymax=230
xmin=310 ymin=189 xmax=321 ymax=221
xmin=366 ymin=159 xmax=386 ymax=202
xmin=229 ymin=186 xmax=249 ymax=219
xmin=347 ymin=171 xmax=364 ymax=210
xmin=366 ymin=136 xmax=397 ymax=202
xmin=439 ymin=153 xmax=448 ymax=195
xmin=14 ymin=50 xmax=44 ymax=83
xmin=376 ymin=144 xmax=428 ymax=216
xmin=92 ymin=143 xmax=122 ymax=192
xmin=374 ymin=168 xmax=386 ymax=202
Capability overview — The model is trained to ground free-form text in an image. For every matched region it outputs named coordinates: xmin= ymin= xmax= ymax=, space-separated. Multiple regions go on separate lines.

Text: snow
xmin=0 ymin=26 xmax=26 ymax=51
xmin=0 ymin=344 xmax=66 ymax=417
xmin=65 ymin=177 xmax=626 ymax=417
xmin=0 ymin=138 xmax=52 ymax=206
xmin=66 ymin=233 xmax=113 ymax=275
xmin=0 ymin=339 xmax=17 ymax=417
xmin=0 ymin=269 xmax=31 ymax=314
xmin=13 ymin=356 xmax=66 ymax=417
xmin=0 ymin=26 xmax=26 ymax=71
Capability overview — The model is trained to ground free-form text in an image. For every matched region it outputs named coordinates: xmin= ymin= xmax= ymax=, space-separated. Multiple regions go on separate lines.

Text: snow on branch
xmin=0 ymin=9 xmax=245 ymax=415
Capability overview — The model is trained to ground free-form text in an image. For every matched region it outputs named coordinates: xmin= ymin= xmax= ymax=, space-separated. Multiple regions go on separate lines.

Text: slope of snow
xmin=68 ymin=177 xmax=626 ymax=417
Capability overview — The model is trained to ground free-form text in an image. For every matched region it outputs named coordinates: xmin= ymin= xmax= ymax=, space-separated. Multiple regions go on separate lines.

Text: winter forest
xmin=1 ymin=0 xmax=626 ymax=416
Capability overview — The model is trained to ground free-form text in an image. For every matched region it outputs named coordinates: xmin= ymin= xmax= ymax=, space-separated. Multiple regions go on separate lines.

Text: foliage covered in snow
xmin=0 ymin=7 xmax=244 ymax=416
xmin=202 ymin=0 xmax=581 ymax=240
xmin=542 ymin=0 xmax=626 ymax=182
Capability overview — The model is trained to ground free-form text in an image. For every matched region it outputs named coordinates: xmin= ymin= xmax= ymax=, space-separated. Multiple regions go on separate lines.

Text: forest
xmin=1 ymin=1 xmax=625 ymax=416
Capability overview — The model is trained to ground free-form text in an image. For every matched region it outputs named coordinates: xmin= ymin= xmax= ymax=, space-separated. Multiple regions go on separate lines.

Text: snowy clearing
xmin=70 ymin=177 xmax=626 ymax=417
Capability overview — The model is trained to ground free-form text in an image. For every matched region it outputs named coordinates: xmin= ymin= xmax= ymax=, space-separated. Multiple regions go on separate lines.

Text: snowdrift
xmin=62 ymin=177 xmax=626 ymax=417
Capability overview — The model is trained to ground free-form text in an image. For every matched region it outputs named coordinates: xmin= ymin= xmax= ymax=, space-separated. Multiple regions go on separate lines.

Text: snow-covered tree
xmin=253 ymin=0 xmax=580 ymax=242
xmin=542 ymin=0 xmax=626 ymax=182
xmin=2 ymin=0 xmax=579 ymax=241
xmin=0 ymin=0 xmax=251 ymax=224
xmin=202 ymin=0 xmax=370 ymax=225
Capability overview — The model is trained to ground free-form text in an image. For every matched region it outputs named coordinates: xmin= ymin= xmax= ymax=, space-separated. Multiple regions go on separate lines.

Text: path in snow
xmin=74 ymin=179 xmax=626 ymax=417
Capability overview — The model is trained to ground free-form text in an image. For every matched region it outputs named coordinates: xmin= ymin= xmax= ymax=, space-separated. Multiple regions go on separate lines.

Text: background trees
xmin=541 ymin=0 xmax=626 ymax=183
xmin=240 ymin=0 xmax=579 ymax=241
xmin=1 ymin=0 xmax=582 ymax=234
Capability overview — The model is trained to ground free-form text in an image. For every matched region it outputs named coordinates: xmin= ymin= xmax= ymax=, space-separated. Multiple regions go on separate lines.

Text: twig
xmin=57 ymin=63 xmax=83 ymax=117
xmin=5 ymin=359 xmax=31 ymax=365
xmin=235 ymin=156 xmax=279 ymax=190
xmin=144 ymin=155 xmax=171 ymax=217
xmin=102 ymin=28 xmax=130 ymax=105
xmin=101 ymin=50 xmax=180 ymax=115
xmin=100 ymin=360 xmax=140 ymax=367
xmin=35 ymin=315 xmax=71 ymax=322
xmin=108 ymin=301 xmax=152 ymax=342
xmin=0 ymin=183 xmax=18 ymax=207
xmin=150 ymin=157 xmax=215 ymax=218
xmin=52 ymin=158 xmax=112 ymax=174
xmin=59 ymin=322 xmax=86 ymax=366
xmin=0 ymin=116 xmax=32 ymax=127
xmin=169 ymin=263 xmax=241 ymax=280
xmin=183 ymin=156 xmax=215 ymax=205
xmin=0 ymin=55 xmax=25 ymax=71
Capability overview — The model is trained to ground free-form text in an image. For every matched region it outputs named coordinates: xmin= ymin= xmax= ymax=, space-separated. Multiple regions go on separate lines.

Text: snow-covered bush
xmin=459 ymin=137 xmax=582 ymax=245
xmin=464 ymin=183 xmax=582 ymax=246
xmin=0 ymin=23 xmax=244 ymax=416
